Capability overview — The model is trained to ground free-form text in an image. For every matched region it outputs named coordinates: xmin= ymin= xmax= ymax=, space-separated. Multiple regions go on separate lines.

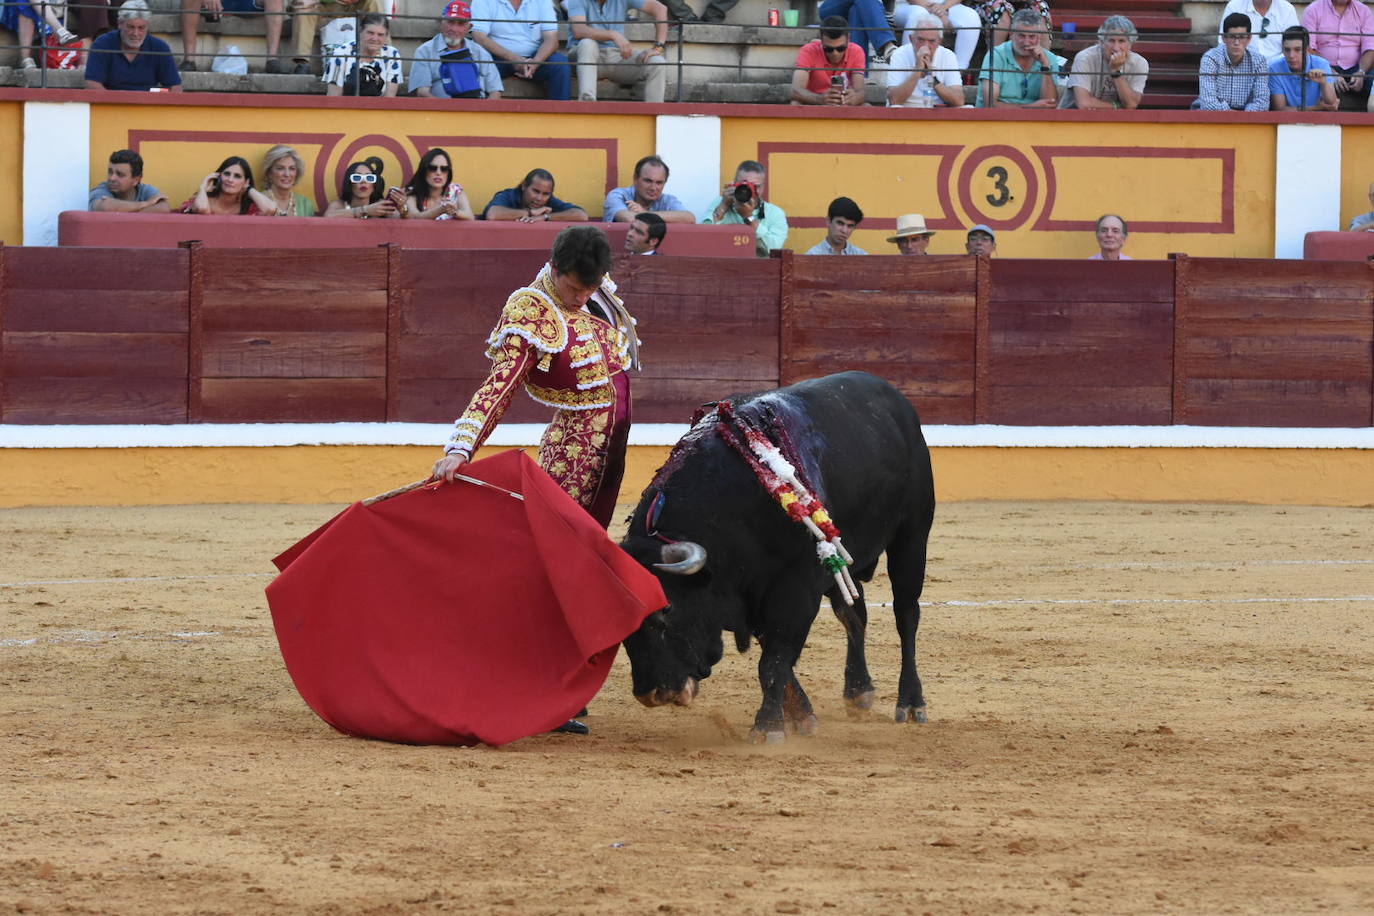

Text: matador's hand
xmin=432 ymin=453 xmax=468 ymax=483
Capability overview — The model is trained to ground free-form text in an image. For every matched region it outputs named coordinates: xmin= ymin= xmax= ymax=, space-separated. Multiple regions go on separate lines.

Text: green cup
xmin=783 ymin=8 xmax=799 ymax=26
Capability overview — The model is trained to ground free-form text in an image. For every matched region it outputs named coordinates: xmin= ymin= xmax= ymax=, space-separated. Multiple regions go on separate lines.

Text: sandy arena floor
xmin=2 ymin=500 xmax=1373 ymax=915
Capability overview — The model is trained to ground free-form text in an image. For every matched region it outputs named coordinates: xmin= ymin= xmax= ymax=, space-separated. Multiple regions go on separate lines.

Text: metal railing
xmin=1 ymin=5 xmax=1362 ymax=111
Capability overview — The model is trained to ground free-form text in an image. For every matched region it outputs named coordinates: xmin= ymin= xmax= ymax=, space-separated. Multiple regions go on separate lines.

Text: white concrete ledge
xmin=3 ymin=423 xmax=1373 ymax=449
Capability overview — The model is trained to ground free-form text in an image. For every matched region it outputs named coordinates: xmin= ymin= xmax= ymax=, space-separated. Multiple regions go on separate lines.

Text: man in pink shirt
xmin=1089 ymin=214 xmax=1134 ymax=260
xmin=791 ymin=15 xmax=868 ymax=105
xmin=1301 ymin=0 xmax=1374 ymax=109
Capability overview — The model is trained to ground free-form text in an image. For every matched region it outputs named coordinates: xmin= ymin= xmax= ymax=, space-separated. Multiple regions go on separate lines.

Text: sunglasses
xmin=427 ymin=163 xmax=452 ymax=173
xmin=822 ymin=42 xmax=848 ymax=56
xmin=1258 ymin=15 xmax=1269 ymax=38
xmin=349 ymin=173 xmax=378 ymax=184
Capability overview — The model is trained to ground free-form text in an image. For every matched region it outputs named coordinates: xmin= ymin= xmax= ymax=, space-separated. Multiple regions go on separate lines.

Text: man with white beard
xmin=410 ymin=0 xmax=505 ymax=99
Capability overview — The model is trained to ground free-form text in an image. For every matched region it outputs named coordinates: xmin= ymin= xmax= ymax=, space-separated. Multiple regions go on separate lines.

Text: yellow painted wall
xmin=1 ymin=445 xmax=1371 ymax=508
xmin=1341 ymin=124 xmax=1374 ymax=231
xmin=73 ymin=101 xmax=1277 ymax=257
xmin=0 ymin=101 xmax=23 ymax=245
xmin=87 ymin=105 xmax=658 ymax=218
xmin=722 ymin=118 xmax=1277 ymax=259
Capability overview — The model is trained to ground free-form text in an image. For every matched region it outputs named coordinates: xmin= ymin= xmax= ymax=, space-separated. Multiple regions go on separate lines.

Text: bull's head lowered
xmin=621 ymin=539 xmax=733 ymax=709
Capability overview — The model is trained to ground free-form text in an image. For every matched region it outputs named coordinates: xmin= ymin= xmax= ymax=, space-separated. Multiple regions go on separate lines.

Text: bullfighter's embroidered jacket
xmin=444 ymin=263 xmax=639 ymax=511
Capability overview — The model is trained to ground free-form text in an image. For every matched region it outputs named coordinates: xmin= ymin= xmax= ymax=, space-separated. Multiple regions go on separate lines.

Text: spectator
xmin=2 ymin=0 xmax=79 ymax=71
xmin=660 ymin=0 xmax=732 ymax=23
xmin=68 ymin=0 xmax=116 ymax=57
xmin=968 ymin=0 xmax=1050 ymax=51
xmin=1217 ymin=0 xmax=1298 ymax=60
xmin=1060 ymin=15 xmax=1147 ymax=110
xmin=791 ymin=16 xmax=867 ymax=106
xmin=700 ymin=159 xmax=789 ymax=255
xmin=976 ymin=9 xmax=1065 ymax=108
xmin=818 ymin=0 xmax=897 ymax=65
xmin=323 ymin=157 xmax=403 ymax=218
xmin=470 ymin=0 xmax=571 ymax=100
xmin=1302 ymin=0 xmax=1374 ymax=110
xmin=179 ymin=0 xmax=286 ymax=73
xmin=85 ymin=0 xmax=183 ymax=91
xmin=894 ymin=0 xmax=981 ymax=73
xmin=181 ymin=155 xmax=276 ymax=215
xmin=566 ymin=0 xmax=668 ymax=102
xmin=1270 ymin=25 xmax=1339 ymax=109
xmin=887 ymin=213 xmax=935 ymax=254
xmin=604 ymin=155 xmax=695 ymax=223
xmin=323 ymin=13 xmax=402 ymax=96
xmin=88 ymin=149 xmax=171 ymax=213
xmin=1090 ymin=214 xmax=1132 ymax=260
xmin=410 ymin=0 xmax=504 ymax=98
xmin=886 ymin=14 xmax=965 ymax=108
xmin=483 ymin=168 xmax=589 ymax=220
xmin=260 ymin=145 xmax=318 ymax=217
xmin=1349 ymin=181 xmax=1374 ymax=230
xmin=1197 ymin=12 xmax=1269 ymax=110
xmin=290 ymin=0 xmax=383 ymax=75
xmin=806 ymin=197 xmax=867 ymax=255
xmin=625 ymin=212 xmax=666 ymax=253
xmin=404 ymin=148 xmax=475 ymax=220
xmin=965 ymin=223 xmax=996 ymax=255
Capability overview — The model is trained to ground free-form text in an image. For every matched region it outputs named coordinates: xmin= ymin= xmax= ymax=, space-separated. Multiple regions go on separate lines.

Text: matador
xmin=436 ymin=245 xmax=640 ymax=529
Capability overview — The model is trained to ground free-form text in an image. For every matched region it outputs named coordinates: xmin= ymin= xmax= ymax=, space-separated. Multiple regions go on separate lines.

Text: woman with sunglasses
xmin=403 ymin=148 xmax=474 ymax=221
xmin=181 ymin=156 xmax=277 ymax=215
xmin=323 ymin=157 xmax=401 ymax=218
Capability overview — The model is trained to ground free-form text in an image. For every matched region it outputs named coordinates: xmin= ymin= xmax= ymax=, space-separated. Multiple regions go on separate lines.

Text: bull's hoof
xmin=895 ymin=704 xmax=928 ymax=724
xmin=748 ymin=728 xmax=787 ymax=745
xmin=844 ymin=689 xmax=876 ymax=713
xmin=791 ymin=714 xmax=819 ymax=737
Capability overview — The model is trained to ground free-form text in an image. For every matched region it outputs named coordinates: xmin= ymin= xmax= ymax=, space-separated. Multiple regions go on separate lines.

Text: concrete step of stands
xmin=1052 ymin=11 xmax=1193 ymax=32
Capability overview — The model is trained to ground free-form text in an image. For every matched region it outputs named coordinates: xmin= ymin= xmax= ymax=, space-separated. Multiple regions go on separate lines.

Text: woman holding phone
xmin=323 ymin=157 xmax=404 ymax=219
xmin=180 ymin=156 xmax=276 ymax=215
xmin=403 ymin=148 xmax=474 ymax=221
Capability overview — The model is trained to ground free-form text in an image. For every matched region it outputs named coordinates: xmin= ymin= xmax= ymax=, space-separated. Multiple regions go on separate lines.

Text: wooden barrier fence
xmin=1 ymin=246 xmax=1372 ymax=428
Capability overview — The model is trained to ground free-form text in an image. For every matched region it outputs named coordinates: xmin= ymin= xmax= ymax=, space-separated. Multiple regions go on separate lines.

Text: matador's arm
xmin=444 ymin=335 xmax=538 ymax=458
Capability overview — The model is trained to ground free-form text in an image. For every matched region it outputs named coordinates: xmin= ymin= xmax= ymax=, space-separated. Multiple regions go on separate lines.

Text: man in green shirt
xmin=977 ymin=8 xmax=1066 ymax=107
xmin=699 ymin=160 xmax=789 ymax=257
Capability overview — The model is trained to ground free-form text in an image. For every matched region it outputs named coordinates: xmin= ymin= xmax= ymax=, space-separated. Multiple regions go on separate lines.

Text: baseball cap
xmin=966 ymin=223 xmax=996 ymax=239
xmin=443 ymin=0 xmax=472 ymax=19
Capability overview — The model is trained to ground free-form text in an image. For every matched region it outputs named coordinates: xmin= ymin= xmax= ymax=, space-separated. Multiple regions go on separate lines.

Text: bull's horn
xmin=654 ymin=541 xmax=707 ymax=575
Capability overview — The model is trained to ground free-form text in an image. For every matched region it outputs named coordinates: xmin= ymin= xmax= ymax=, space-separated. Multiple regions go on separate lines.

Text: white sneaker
xmin=21 ymin=57 xmax=37 ymax=69
xmin=57 ymin=27 xmax=77 ymax=43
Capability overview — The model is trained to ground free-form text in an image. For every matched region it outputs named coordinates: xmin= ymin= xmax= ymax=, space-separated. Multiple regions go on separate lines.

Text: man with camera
xmin=700 ymin=160 xmax=789 ymax=256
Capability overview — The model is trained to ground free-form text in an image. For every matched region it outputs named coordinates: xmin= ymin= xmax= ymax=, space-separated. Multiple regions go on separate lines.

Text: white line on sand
xmin=0 ymin=573 xmax=273 ymax=589
xmin=1 ymin=630 xmax=222 ymax=648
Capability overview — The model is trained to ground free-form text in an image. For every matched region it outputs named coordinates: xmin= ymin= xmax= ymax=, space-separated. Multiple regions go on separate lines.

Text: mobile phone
xmin=830 ymin=74 xmax=845 ymax=89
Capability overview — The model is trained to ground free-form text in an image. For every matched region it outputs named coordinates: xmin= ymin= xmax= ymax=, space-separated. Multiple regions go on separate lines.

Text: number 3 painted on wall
xmin=985 ymin=166 xmax=1011 ymax=207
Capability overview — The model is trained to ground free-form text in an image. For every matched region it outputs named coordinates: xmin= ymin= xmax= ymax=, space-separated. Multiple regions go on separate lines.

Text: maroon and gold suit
xmin=445 ymin=265 xmax=639 ymax=529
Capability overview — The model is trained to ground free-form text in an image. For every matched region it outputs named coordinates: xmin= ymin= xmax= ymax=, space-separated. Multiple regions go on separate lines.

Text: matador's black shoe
xmin=551 ymin=719 xmax=590 ymax=735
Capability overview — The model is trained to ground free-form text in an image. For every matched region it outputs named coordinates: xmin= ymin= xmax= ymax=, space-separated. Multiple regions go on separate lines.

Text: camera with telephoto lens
xmin=727 ymin=180 xmax=760 ymax=205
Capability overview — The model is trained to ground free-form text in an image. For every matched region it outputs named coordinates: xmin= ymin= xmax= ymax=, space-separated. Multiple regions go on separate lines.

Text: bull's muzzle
xmin=653 ymin=541 xmax=706 ymax=576
xmin=635 ymin=677 xmax=698 ymax=708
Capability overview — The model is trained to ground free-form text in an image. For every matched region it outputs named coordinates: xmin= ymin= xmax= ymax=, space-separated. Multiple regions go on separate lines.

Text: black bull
xmin=619 ymin=371 xmax=935 ymax=743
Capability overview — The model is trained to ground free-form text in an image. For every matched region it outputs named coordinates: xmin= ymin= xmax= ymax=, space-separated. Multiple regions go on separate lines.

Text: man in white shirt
xmin=1217 ymin=0 xmax=1299 ymax=59
xmin=886 ymin=14 xmax=966 ymax=106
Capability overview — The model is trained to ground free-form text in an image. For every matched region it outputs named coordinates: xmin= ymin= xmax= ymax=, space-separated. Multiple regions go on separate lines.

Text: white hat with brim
xmin=887 ymin=213 xmax=936 ymax=242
